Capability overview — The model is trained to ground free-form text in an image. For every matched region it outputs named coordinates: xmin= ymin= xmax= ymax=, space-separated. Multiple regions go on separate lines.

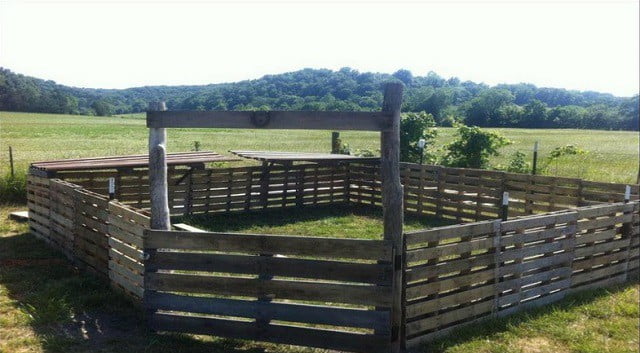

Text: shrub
xmin=540 ymin=145 xmax=588 ymax=174
xmin=400 ymin=111 xmax=438 ymax=163
xmin=504 ymin=151 xmax=531 ymax=173
xmin=441 ymin=124 xmax=511 ymax=169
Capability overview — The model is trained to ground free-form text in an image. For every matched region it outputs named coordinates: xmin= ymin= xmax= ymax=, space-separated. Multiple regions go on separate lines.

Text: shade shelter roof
xmin=30 ymin=151 xmax=239 ymax=176
xmin=230 ymin=150 xmax=379 ymax=164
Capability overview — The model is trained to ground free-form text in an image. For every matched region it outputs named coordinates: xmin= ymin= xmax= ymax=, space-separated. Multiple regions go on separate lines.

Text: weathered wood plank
xmin=148 ymin=251 xmax=392 ymax=284
xmin=145 ymin=291 xmax=389 ymax=330
xmin=147 ymin=110 xmax=393 ymax=131
xmin=146 ymin=272 xmax=391 ymax=307
xmin=150 ymin=312 xmax=390 ymax=353
xmin=144 ymin=230 xmax=392 ymax=261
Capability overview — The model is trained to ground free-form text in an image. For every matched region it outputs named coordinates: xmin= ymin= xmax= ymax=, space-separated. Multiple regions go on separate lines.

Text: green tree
xmin=392 ymin=69 xmax=414 ymax=86
xmin=464 ymin=88 xmax=515 ymax=126
xmin=91 ymin=99 xmax=113 ymax=116
xmin=518 ymin=99 xmax=548 ymax=127
xmin=441 ymin=124 xmax=511 ymax=169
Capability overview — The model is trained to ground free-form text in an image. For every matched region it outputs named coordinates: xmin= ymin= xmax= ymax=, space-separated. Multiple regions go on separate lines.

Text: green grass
xmin=422 ymin=283 xmax=639 ymax=353
xmin=1 ymin=111 xmax=638 ymax=188
xmin=1 ymin=111 xmax=638 ymax=352
xmin=178 ymin=204 xmax=454 ymax=240
xmin=1 ymin=205 xmax=638 ymax=353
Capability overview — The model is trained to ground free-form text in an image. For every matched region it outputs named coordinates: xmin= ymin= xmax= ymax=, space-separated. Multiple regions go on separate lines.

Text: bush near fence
xmin=26 ymin=161 xmax=639 ymax=352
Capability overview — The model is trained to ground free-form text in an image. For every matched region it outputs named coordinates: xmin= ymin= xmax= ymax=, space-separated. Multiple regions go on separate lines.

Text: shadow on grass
xmin=0 ymin=231 xmax=273 ymax=353
xmin=418 ymin=281 xmax=639 ymax=353
xmin=176 ymin=203 xmax=455 ymax=238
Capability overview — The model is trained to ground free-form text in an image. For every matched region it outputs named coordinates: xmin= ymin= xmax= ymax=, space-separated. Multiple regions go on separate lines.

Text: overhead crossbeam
xmin=146 ymin=110 xmax=393 ymax=131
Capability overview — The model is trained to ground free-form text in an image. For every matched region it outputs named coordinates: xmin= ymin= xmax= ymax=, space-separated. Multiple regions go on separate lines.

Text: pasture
xmin=1 ymin=111 xmax=638 ymax=185
xmin=0 ymin=110 xmax=639 ymax=353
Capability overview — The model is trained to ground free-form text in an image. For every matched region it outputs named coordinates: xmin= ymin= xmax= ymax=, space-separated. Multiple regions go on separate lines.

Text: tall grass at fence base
xmin=0 ymin=171 xmax=27 ymax=204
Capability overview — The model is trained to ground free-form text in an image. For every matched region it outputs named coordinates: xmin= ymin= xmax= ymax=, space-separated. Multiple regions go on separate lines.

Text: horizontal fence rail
xmin=143 ymin=229 xmax=394 ymax=353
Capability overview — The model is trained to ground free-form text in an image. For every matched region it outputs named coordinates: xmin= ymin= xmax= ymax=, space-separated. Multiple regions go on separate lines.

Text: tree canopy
xmin=0 ymin=67 xmax=637 ymax=130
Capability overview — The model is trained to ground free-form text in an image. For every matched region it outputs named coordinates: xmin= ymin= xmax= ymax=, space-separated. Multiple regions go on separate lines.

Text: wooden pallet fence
xmin=348 ymin=163 xmax=640 ymax=222
xmin=143 ymin=229 xmax=394 ymax=353
xmin=404 ymin=211 xmax=578 ymax=348
xmin=56 ymin=163 xmax=350 ymax=217
xmin=402 ymin=201 xmax=639 ymax=348
xmin=73 ymin=188 xmax=110 ymax=275
xmin=57 ymin=167 xmax=188 ymax=212
xmin=107 ymin=201 xmax=149 ymax=299
xmin=570 ymin=202 xmax=639 ymax=293
xmin=27 ymin=175 xmax=51 ymax=243
xmin=47 ymin=179 xmax=82 ymax=260
xmin=348 ymin=162 xmax=383 ymax=206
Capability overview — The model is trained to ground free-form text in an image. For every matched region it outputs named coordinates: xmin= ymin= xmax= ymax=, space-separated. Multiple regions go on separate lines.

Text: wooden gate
xmin=143 ymin=230 xmax=395 ymax=353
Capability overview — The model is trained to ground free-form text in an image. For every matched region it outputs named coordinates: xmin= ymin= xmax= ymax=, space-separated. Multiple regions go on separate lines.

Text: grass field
xmin=1 ymin=111 xmax=639 ymax=352
xmin=1 ymin=205 xmax=638 ymax=353
xmin=1 ymin=111 xmax=638 ymax=186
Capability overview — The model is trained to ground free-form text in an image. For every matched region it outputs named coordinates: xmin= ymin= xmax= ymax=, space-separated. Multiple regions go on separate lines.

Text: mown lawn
xmin=178 ymin=204 xmax=454 ymax=240
xmin=1 ymin=204 xmax=638 ymax=353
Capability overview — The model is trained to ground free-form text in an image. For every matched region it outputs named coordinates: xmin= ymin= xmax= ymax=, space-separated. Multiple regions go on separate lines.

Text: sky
xmin=0 ymin=0 xmax=638 ymax=96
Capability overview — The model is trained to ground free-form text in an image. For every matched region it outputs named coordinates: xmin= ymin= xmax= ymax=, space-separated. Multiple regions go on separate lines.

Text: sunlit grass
xmin=178 ymin=204 xmax=454 ymax=240
xmin=1 ymin=111 xmax=638 ymax=186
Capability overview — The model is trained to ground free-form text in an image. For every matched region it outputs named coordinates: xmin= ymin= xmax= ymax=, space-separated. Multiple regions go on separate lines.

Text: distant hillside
xmin=0 ymin=67 xmax=637 ymax=130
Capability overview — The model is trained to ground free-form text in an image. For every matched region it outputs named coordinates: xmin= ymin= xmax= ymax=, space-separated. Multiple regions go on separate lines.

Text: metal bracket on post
xmin=251 ymin=111 xmax=271 ymax=127
xmin=624 ymin=185 xmax=631 ymax=203
xmin=108 ymin=177 xmax=116 ymax=200
xmin=501 ymin=192 xmax=509 ymax=221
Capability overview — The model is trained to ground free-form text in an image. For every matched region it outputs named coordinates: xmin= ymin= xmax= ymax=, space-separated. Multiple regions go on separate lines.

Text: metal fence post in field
xmin=9 ymin=146 xmax=14 ymax=177
xmin=532 ymin=141 xmax=538 ymax=175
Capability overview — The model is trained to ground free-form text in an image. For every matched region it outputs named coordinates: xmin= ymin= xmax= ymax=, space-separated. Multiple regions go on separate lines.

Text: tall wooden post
xmin=380 ymin=82 xmax=404 ymax=352
xmin=148 ymin=101 xmax=171 ymax=230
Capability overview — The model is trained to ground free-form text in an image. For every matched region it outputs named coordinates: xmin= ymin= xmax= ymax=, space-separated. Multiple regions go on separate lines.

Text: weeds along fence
xmin=26 ymin=161 xmax=640 ymax=352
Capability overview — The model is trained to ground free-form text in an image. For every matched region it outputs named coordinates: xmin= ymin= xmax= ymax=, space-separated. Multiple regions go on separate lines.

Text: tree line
xmin=0 ymin=67 xmax=637 ymax=130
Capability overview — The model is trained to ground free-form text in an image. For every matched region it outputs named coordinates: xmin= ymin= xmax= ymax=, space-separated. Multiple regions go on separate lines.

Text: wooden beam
xmin=146 ymin=110 xmax=392 ymax=131
xmin=148 ymin=101 xmax=171 ymax=230
xmin=379 ymin=82 xmax=404 ymax=352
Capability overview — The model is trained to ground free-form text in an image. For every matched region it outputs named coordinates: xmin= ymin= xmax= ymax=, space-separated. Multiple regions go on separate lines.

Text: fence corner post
xmin=380 ymin=82 xmax=404 ymax=353
xmin=147 ymin=101 xmax=171 ymax=231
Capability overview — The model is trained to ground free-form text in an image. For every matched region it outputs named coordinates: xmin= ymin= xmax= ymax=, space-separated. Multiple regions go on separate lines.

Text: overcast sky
xmin=1 ymin=0 xmax=638 ymax=96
